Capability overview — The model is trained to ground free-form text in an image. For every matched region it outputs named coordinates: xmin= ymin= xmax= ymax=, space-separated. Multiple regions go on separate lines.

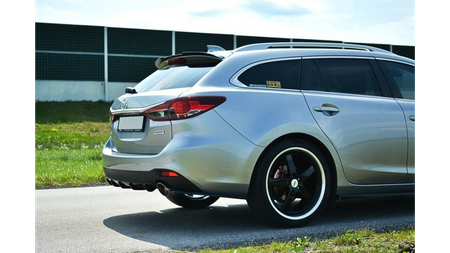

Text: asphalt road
xmin=35 ymin=186 xmax=414 ymax=253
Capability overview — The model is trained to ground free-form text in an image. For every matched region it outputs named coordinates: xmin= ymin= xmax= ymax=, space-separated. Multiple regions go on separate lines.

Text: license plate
xmin=118 ymin=116 xmax=145 ymax=132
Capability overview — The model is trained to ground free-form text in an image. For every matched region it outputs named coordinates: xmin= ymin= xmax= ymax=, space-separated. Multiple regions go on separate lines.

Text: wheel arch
xmin=249 ymin=133 xmax=338 ymax=200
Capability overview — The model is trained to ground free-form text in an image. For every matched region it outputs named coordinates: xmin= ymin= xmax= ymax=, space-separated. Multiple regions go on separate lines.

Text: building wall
xmin=35 ymin=22 xmax=415 ymax=102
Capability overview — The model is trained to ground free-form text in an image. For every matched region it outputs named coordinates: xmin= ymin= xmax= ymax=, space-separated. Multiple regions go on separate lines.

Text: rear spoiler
xmin=155 ymin=52 xmax=223 ymax=69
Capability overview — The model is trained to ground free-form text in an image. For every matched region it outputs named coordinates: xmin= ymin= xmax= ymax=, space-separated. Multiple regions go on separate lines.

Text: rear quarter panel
xmin=184 ymin=87 xmax=348 ymax=193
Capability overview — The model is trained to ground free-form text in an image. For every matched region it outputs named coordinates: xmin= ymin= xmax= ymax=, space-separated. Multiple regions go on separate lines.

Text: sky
xmin=35 ymin=0 xmax=415 ymax=46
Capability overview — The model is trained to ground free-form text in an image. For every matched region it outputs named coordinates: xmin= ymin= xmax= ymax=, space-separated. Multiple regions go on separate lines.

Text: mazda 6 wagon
xmin=103 ymin=42 xmax=415 ymax=227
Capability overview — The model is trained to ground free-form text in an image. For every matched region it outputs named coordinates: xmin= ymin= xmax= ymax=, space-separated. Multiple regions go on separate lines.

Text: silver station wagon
xmin=103 ymin=42 xmax=415 ymax=227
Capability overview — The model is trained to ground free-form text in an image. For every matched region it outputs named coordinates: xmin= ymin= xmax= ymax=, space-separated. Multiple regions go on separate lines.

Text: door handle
xmin=313 ymin=106 xmax=339 ymax=112
xmin=313 ymin=104 xmax=340 ymax=116
xmin=409 ymin=115 xmax=415 ymax=121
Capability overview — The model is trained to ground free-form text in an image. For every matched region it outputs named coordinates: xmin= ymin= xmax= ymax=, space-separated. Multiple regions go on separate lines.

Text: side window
xmin=308 ymin=59 xmax=382 ymax=96
xmin=237 ymin=60 xmax=301 ymax=90
xmin=382 ymin=61 xmax=415 ymax=100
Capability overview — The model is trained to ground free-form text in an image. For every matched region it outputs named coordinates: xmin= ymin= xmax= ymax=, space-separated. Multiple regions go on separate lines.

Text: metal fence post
xmin=172 ymin=31 xmax=176 ymax=55
xmin=104 ymin=26 xmax=109 ymax=101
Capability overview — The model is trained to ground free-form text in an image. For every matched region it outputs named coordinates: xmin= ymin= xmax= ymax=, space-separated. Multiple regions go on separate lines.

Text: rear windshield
xmin=134 ymin=66 xmax=213 ymax=93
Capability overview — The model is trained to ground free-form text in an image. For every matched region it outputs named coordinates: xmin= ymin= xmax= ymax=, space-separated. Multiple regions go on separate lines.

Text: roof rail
xmin=234 ymin=42 xmax=392 ymax=54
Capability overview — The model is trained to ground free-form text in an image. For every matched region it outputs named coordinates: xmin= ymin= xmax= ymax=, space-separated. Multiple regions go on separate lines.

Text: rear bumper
xmin=102 ymin=137 xmax=206 ymax=193
xmin=102 ymin=111 xmax=264 ymax=198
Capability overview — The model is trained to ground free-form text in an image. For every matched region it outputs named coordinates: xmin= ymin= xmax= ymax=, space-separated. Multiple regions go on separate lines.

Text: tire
xmin=247 ymin=139 xmax=331 ymax=227
xmin=166 ymin=193 xmax=219 ymax=209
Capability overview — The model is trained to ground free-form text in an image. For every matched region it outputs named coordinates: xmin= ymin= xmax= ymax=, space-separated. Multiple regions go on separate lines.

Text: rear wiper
xmin=125 ymin=87 xmax=137 ymax=94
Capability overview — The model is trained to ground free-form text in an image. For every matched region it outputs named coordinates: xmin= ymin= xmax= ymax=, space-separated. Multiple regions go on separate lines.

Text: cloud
xmin=244 ymin=0 xmax=311 ymax=17
xmin=190 ymin=10 xmax=227 ymax=18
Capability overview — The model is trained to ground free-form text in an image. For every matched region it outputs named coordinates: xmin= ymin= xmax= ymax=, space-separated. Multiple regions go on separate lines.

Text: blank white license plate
xmin=118 ymin=116 xmax=145 ymax=132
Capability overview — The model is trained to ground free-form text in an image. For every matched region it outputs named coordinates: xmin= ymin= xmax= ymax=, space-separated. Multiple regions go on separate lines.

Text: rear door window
xmin=304 ymin=58 xmax=382 ymax=96
xmin=237 ymin=60 xmax=301 ymax=90
xmin=381 ymin=61 xmax=415 ymax=100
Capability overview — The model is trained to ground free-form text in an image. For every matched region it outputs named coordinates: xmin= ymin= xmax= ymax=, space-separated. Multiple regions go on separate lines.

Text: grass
xmin=197 ymin=228 xmax=415 ymax=253
xmin=35 ymin=101 xmax=111 ymax=187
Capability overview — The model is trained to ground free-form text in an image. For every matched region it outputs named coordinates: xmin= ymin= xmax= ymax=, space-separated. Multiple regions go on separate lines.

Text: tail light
xmin=109 ymin=111 xmax=115 ymax=123
xmin=144 ymin=96 xmax=226 ymax=121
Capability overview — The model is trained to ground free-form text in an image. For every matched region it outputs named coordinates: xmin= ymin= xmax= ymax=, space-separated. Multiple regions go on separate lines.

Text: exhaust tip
xmin=157 ymin=183 xmax=170 ymax=197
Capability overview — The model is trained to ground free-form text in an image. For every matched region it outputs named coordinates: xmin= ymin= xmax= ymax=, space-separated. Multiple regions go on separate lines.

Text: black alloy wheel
xmin=247 ymin=139 xmax=331 ymax=227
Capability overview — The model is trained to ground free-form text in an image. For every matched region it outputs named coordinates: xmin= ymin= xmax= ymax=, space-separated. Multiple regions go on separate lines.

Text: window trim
xmin=229 ymin=57 xmax=302 ymax=91
xmin=301 ymin=56 xmax=391 ymax=98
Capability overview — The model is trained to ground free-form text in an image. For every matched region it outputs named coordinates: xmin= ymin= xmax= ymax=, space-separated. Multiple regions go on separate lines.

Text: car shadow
xmin=103 ymin=195 xmax=414 ymax=251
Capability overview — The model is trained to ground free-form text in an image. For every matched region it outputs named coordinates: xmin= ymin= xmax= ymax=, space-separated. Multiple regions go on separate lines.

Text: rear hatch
xmin=109 ymin=52 xmax=223 ymax=154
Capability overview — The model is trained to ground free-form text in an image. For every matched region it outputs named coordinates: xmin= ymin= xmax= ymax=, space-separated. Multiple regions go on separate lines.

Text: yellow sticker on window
xmin=266 ymin=80 xmax=281 ymax=88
